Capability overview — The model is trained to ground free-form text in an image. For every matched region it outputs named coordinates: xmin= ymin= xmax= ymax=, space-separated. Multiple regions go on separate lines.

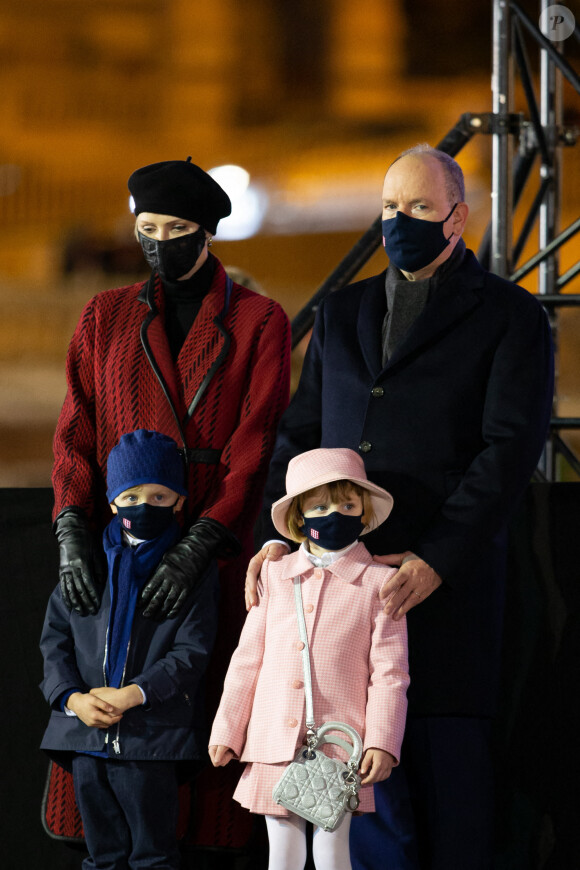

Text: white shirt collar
xmin=122 ymin=529 xmax=147 ymax=547
xmin=300 ymin=539 xmax=359 ymax=568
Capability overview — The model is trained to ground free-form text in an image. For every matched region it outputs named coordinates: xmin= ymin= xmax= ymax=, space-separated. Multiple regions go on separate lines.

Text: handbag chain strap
xmin=292 ymin=576 xmax=318 ymax=752
xmin=292 ymin=576 xmax=361 ymax=809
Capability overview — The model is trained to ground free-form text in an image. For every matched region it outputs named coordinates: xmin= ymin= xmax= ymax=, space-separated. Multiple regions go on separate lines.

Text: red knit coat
xmin=52 ymin=256 xmax=290 ymax=547
xmin=50 ymin=257 xmax=291 ymax=848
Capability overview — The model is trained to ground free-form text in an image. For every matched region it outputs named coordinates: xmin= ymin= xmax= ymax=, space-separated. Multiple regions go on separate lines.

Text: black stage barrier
xmin=1 ymin=484 xmax=578 ymax=869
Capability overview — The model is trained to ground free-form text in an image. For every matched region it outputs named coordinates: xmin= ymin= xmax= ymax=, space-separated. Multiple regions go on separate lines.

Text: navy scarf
xmin=102 ymin=517 xmax=180 ymax=688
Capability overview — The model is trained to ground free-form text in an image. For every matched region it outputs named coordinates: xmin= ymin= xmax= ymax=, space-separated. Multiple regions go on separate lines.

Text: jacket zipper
xmin=111 ymin=639 xmax=131 ymax=755
xmin=102 ymin=625 xmax=131 ymax=756
xmin=102 ymin=626 xmax=110 ymax=747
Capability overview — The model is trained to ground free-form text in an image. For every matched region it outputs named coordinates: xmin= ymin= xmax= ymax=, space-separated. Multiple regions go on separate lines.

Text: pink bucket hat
xmin=271 ymin=448 xmax=394 ymax=540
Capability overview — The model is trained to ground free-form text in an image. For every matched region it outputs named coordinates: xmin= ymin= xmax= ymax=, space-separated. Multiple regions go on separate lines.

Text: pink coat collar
xmin=273 ymin=541 xmax=375 ymax=584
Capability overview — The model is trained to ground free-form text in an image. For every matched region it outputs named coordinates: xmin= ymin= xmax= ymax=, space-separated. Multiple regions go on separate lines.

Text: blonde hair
xmin=285 ymin=480 xmax=374 ymax=543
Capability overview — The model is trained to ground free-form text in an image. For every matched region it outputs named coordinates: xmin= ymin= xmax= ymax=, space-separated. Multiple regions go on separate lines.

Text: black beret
xmin=128 ymin=157 xmax=231 ymax=234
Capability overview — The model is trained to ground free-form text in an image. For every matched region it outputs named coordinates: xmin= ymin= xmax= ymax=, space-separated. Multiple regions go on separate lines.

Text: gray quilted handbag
xmin=272 ymin=720 xmax=362 ymax=831
xmin=272 ymin=577 xmax=363 ymax=832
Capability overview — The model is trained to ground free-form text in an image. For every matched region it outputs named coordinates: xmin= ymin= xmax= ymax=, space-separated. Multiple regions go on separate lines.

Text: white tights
xmin=265 ymin=813 xmax=352 ymax=870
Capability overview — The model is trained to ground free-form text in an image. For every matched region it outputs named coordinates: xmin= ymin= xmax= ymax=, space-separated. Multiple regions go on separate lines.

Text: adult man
xmin=247 ymin=145 xmax=554 ymax=868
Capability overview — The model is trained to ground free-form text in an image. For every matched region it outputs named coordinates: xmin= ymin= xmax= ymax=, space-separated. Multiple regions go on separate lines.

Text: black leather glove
xmin=54 ymin=507 xmax=106 ymax=615
xmin=140 ymin=517 xmax=241 ymax=620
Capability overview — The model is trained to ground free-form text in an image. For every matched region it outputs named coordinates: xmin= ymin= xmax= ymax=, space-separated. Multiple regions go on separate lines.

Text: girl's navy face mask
xmin=115 ymin=502 xmax=177 ymax=540
xmin=382 ymin=203 xmax=457 ymax=273
xmin=138 ymin=227 xmax=206 ymax=282
xmin=301 ymin=511 xmax=365 ymax=551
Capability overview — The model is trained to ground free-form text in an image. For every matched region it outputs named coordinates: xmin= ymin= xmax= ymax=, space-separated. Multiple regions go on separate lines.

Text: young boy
xmin=40 ymin=429 xmax=219 ymax=869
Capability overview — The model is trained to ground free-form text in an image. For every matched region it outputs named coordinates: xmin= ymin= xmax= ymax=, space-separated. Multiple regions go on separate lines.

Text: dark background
xmin=1 ymin=482 xmax=578 ymax=869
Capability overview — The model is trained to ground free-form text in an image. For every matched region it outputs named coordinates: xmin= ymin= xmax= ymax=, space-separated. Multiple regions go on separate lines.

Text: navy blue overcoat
xmin=265 ymin=250 xmax=554 ymax=716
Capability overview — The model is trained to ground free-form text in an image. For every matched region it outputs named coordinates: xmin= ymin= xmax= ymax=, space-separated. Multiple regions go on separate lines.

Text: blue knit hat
xmin=106 ymin=430 xmax=188 ymax=503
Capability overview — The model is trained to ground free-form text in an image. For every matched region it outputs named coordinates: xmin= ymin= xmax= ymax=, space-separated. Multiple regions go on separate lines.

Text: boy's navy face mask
xmin=115 ymin=502 xmax=177 ymax=540
xmin=382 ymin=203 xmax=457 ymax=273
xmin=138 ymin=227 xmax=206 ymax=282
xmin=301 ymin=511 xmax=365 ymax=551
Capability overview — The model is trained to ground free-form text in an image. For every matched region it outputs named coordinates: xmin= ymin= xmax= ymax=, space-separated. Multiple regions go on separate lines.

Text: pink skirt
xmin=234 ymin=758 xmax=376 ymax=817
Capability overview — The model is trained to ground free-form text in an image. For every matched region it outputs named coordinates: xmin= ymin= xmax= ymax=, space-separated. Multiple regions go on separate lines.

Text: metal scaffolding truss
xmin=290 ymin=0 xmax=580 ymax=481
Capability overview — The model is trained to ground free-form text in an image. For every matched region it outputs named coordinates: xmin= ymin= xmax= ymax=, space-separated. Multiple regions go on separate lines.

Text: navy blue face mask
xmin=301 ymin=511 xmax=365 ymax=551
xmin=382 ymin=203 xmax=457 ymax=273
xmin=138 ymin=227 xmax=206 ymax=282
xmin=115 ymin=502 xmax=178 ymax=541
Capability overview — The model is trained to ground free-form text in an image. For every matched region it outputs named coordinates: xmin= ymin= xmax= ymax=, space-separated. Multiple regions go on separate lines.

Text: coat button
xmin=359 ymin=441 xmax=372 ymax=453
xmin=292 ymin=680 xmax=303 ymax=689
xmin=296 ymin=641 xmax=305 ymax=650
xmin=305 ymin=604 xmax=314 ymax=613
xmin=288 ymin=719 xmax=298 ymax=728
xmin=371 ymin=386 xmax=384 ymax=397
xmin=314 ymin=569 xmax=323 ymax=580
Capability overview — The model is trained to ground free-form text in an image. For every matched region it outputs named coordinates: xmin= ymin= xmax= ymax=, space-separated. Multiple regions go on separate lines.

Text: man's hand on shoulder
xmin=245 ymin=542 xmax=289 ymax=611
xmin=377 ymin=551 xmax=442 ymax=619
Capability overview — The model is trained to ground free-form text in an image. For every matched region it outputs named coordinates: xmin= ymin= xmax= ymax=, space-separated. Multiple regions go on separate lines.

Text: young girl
xmin=209 ymin=447 xmax=409 ymax=870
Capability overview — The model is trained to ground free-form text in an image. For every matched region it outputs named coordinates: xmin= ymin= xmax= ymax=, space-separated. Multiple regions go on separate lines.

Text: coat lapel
xmin=139 ymin=263 xmax=230 ymax=433
xmin=357 ymin=272 xmax=388 ymax=380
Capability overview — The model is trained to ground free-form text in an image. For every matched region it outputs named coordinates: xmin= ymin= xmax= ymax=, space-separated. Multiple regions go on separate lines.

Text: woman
xmin=50 ymin=156 xmax=291 ymax=855
xmin=53 ymin=156 xmax=291 ymax=622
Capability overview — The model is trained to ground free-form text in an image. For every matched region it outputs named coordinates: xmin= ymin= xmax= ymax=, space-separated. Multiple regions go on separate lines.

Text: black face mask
xmin=301 ymin=511 xmax=365 ymax=551
xmin=138 ymin=228 xmax=207 ymax=282
xmin=115 ymin=502 xmax=177 ymax=540
xmin=382 ymin=203 xmax=457 ymax=272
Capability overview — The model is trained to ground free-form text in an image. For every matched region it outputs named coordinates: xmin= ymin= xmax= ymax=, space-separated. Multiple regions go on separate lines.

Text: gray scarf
xmin=382 ymin=238 xmax=466 ymax=365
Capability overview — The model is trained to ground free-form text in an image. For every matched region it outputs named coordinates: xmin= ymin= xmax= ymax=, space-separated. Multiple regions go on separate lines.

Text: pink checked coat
xmin=210 ymin=542 xmax=409 ymax=767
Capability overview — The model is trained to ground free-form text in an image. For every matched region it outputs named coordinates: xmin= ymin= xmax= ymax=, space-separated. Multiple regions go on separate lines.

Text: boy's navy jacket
xmin=40 ymin=562 xmax=219 ymax=770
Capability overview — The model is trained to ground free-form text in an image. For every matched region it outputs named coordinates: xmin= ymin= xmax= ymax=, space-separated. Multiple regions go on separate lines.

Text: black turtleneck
xmin=162 ymin=253 xmax=216 ymax=361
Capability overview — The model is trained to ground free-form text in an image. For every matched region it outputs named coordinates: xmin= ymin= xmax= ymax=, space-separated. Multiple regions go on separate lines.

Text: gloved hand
xmin=54 ymin=508 xmax=106 ymax=615
xmin=140 ymin=517 xmax=240 ymax=620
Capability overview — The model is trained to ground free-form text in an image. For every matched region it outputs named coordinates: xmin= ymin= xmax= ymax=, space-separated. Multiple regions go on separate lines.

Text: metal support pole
xmin=539 ymin=0 xmax=561 ymax=297
xmin=538 ymin=0 xmax=562 ymax=479
xmin=491 ymin=0 xmax=513 ymax=277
